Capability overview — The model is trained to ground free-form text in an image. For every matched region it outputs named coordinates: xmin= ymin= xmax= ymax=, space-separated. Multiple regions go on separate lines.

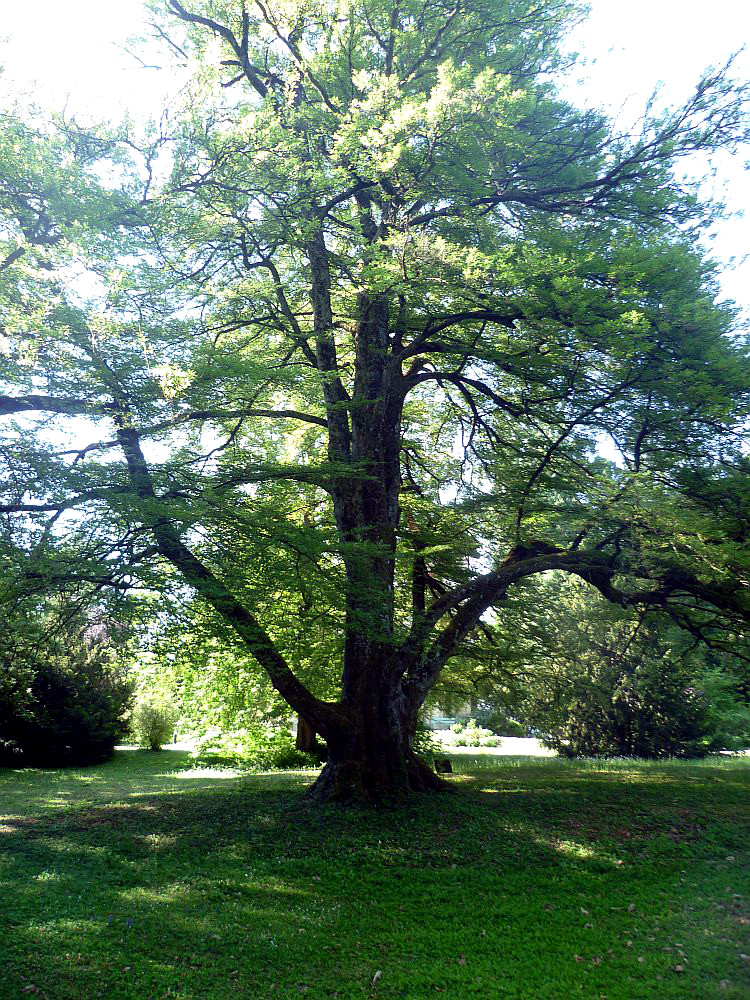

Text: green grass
xmin=1 ymin=751 xmax=749 ymax=999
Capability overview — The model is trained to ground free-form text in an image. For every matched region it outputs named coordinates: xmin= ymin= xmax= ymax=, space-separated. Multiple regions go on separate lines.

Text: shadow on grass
xmin=1 ymin=753 xmax=749 ymax=999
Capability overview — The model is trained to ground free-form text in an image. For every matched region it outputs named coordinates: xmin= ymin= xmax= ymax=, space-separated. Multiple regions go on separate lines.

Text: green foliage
xmin=0 ymin=1 xmax=749 ymax=796
xmin=0 ymin=629 xmax=134 ymax=767
xmin=412 ymin=720 xmax=443 ymax=760
xmin=500 ymin=578 xmax=750 ymax=758
xmin=700 ymin=667 xmax=750 ymax=752
xmin=130 ymin=694 xmax=179 ymax=752
xmin=129 ymin=596 xmax=340 ymax=750
xmin=544 ymin=658 xmax=711 ymax=759
xmin=444 ymin=719 xmax=503 ymax=747
xmin=475 ymin=705 xmax=526 ymax=737
xmin=192 ymin=726 xmax=319 ymax=770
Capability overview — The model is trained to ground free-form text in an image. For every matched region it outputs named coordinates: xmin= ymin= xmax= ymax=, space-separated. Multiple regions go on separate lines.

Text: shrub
xmin=260 ymin=728 xmax=320 ymax=769
xmin=413 ymin=721 xmax=443 ymax=760
xmin=438 ymin=719 xmax=509 ymax=748
xmin=475 ymin=706 xmax=525 ymax=737
xmin=540 ymin=657 xmax=711 ymax=759
xmin=0 ymin=636 xmax=133 ymax=767
xmin=131 ymin=695 xmax=179 ymax=751
xmin=695 ymin=668 xmax=750 ymax=752
xmin=511 ymin=587 xmax=750 ymax=759
xmin=192 ymin=726 xmax=319 ymax=770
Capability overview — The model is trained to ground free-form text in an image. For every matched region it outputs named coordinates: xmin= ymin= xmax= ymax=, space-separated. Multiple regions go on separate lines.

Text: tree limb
xmin=113 ymin=409 xmax=343 ymax=736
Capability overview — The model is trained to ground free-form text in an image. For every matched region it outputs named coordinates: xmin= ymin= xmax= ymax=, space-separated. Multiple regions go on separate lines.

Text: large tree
xmin=1 ymin=0 xmax=749 ymax=799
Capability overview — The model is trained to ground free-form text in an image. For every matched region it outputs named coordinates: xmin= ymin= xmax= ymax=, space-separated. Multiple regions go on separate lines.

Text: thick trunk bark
xmin=307 ymin=723 xmax=443 ymax=802
xmin=306 ymin=665 xmax=444 ymax=802
xmin=302 ymin=289 xmax=425 ymax=802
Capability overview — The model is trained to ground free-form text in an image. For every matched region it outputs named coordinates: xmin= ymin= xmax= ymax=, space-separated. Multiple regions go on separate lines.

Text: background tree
xmin=0 ymin=0 xmax=749 ymax=798
xmin=131 ymin=693 xmax=179 ymax=751
xmin=480 ymin=574 xmax=750 ymax=757
xmin=0 ymin=597 xmax=134 ymax=767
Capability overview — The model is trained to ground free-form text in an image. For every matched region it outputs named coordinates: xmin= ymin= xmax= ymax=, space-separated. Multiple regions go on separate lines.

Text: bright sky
xmin=1 ymin=0 xmax=748 ymax=317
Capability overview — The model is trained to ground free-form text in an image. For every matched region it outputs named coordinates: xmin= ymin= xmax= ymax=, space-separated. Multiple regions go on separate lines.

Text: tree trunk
xmin=307 ymin=724 xmax=443 ymax=802
xmin=306 ymin=663 xmax=444 ymax=802
xmin=295 ymin=714 xmax=327 ymax=762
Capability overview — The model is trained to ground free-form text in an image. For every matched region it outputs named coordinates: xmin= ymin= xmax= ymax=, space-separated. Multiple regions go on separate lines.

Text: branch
xmin=514 ymin=378 xmax=639 ymax=537
xmin=0 ymin=246 xmax=26 ymax=273
xmin=0 ymin=488 xmax=129 ymax=514
xmin=114 ymin=410 xmax=343 ymax=736
xmin=198 ymin=461 xmax=339 ymax=495
xmin=399 ymin=309 xmax=519 ymax=360
xmin=0 ymin=394 xmax=107 ymax=418
xmin=185 ymin=406 xmax=327 ymax=429
xmin=48 ymin=407 xmax=327 ymax=462
xmin=403 ymin=371 xmax=525 ymax=419
xmin=253 ymin=0 xmax=340 ymax=112
xmin=167 ymin=1 xmax=269 ymax=97
xmin=401 ymin=541 xmax=750 ymax=703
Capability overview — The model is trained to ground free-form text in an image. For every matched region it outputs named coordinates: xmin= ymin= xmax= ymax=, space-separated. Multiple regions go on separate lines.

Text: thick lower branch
xmin=401 ymin=540 xmax=749 ymax=703
xmin=0 ymin=394 xmax=107 ymax=418
xmin=115 ymin=419 xmax=341 ymax=736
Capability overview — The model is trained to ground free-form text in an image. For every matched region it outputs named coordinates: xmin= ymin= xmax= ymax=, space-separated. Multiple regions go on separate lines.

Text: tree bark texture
xmin=307 ymin=659 xmax=443 ymax=802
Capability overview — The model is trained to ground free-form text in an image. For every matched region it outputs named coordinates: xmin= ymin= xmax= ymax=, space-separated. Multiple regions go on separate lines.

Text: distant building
xmin=424 ymin=702 xmax=475 ymax=730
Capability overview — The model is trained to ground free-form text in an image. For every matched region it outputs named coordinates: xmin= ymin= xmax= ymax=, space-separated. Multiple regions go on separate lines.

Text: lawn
xmin=1 ymin=751 xmax=748 ymax=999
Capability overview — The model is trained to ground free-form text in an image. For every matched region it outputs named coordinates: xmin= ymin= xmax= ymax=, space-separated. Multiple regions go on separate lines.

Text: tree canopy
xmin=1 ymin=0 xmax=749 ymax=799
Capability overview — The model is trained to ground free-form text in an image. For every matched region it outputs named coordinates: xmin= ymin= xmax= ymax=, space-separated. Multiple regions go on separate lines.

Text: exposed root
xmin=306 ymin=751 xmax=445 ymax=804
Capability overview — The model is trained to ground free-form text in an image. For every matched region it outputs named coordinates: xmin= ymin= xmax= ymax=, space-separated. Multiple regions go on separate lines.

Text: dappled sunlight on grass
xmin=167 ymin=766 xmax=244 ymax=780
xmin=548 ymin=838 xmax=609 ymax=863
xmin=1 ymin=751 xmax=748 ymax=999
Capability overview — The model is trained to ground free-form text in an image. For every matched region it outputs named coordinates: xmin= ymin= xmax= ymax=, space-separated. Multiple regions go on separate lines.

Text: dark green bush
xmin=0 ymin=634 xmax=133 ymax=767
xmin=504 ymin=581 xmax=750 ymax=760
xmin=538 ymin=653 xmax=717 ymax=759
